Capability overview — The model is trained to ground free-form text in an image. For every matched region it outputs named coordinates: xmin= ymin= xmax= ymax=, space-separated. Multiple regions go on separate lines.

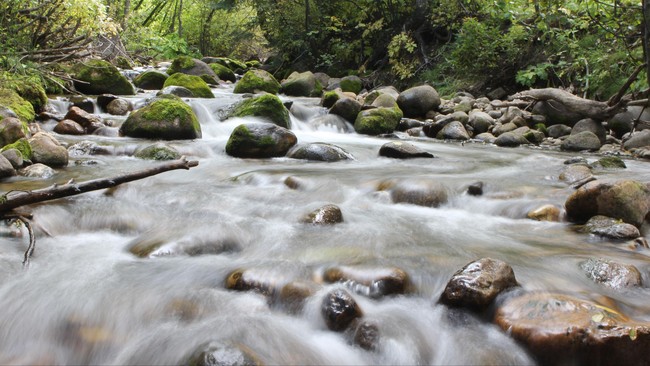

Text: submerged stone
xmin=301 ymin=204 xmax=344 ymax=225
xmin=287 ymin=143 xmax=354 ymax=162
xmin=321 ymin=289 xmax=363 ymax=331
xmin=579 ymin=258 xmax=642 ymax=290
xmin=322 ymin=266 xmax=410 ymax=298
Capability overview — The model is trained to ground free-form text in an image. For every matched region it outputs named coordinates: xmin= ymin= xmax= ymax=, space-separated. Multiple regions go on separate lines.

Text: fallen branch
xmin=510 ymin=88 xmax=620 ymax=120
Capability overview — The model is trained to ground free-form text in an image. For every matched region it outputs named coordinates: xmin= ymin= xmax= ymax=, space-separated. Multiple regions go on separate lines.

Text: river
xmin=0 ymin=84 xmax=648 ymax=365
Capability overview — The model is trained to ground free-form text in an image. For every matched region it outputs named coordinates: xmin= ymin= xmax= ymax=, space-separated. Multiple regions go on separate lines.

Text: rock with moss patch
xmin=209 ymin=63 xmax=237 ymax=83
xmin=561 ymin=131 xmax=602 ymax=151
xmin=1 ymin=138 xmax=32 ymax=160
xmin=321 ymin=90 xmax=341 ymax=108
xmin=120 ymin=98 xmax=202 ymax=140
xmin=0 ymin=88 xmax=35 ymax=123
xmin=134 ymin=143 xmax=181 ymax=161
xmin=202 ymin=57 xmax=248 ymax=72
xmin=226 ymin=122 xmax=296 ymax=159
xmin=592 ymin=157 xmax=626 ymax=169
xmin=583 ymin=215 xmax=640 ymax=240
xmin=234 ymin=69 xmax=280 ymax=94
xmin=157 ymin=86 xmax=195 ymax=98
xmin=2 ymin=148 xmax=23 ymax=169
xmin=133 ymin=70 xmax=169 ymax=90
xmin=281 ymin=71 xmax=322 ymax=97
xmin=354 ymin=107 xmax=402 ymax=135
xmin=167 ymin=56 xmax=219 ymax=84
xmin=0 ymin=78 xmax=48 ymax=113
xmin=29 ymin=132 xmax=68 ymax=167
xmin=287 ymin=143 xmax=353 ymax=162
xmin=72 ymin=59 xmax=135 ymax=95
xmin=163 ymin=73 xmax=214 ymax=98
xmin=340 ymin=76 xmax=363 ymax=94
xmin=230 ymin=94 xmax=290 ymax=128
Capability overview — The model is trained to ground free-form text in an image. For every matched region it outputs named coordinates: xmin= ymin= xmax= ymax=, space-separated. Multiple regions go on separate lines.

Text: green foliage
xmin=387 ymin=32 xmax=418 ymax=80
xmin=0 ymin=88 xmax=35 ymax=123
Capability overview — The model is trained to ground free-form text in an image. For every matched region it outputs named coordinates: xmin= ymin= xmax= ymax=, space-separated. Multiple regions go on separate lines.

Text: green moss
xmin=199 ymin=74 xmax=219 ymax=85
xmin=1 ymin=138 xmax=32 ymax=160
xmin=534 ymin=123 xmax=548 ymax=136
xmin=133 ymin=70 xmax=168 ymax=89
xmin=163 ymin=73 xmax=214 ymax=98
xmin=213 ymin=57 xmax=248 ymax=72
xmin=209 ymin=63 xmax=236 ymax=83
xmin=259 ymin=136 xmax=275 ymax=146
xmin=225 ymin=124 xmax=253 ymax=153
xmin=354 ymin=106 xmax=402 ymax=135
xmin=595 ymin=157 xmax=627 ymax=169
xmin=321 ymin=91 xmax=340 ymax=108
xmin=73 ymin=59 xmax=135 ymax=95
xmin=121 ymin=98 xmax=201 ymax=140
xmin=0 ymin=76 xmax=48 ymax=113
xmin=168 ymin=56 xmax=196 ymax=75
xmin=0 ymin=88 xmax=35 ymax=123
xmin=340 ymin=76 xmax=362 ymax=94
xmin=231 ymin=94 xmax=290 ymax=128
xmin=115 ymin=56 xmax=133 ymax=70
xmin=234 ymin=69 xmax=280 ymax=94
xmin=246 ymin=60 xmax=261 ymax=69
xmin=134 ymin=143 xmax=181 ymax=161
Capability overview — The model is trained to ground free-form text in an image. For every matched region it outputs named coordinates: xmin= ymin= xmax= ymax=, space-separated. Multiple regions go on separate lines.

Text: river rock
xmin=592 ymin=156 xmax=626 ymax=169
xmin=225 ymin=122 xmax=297 ymax=158
xmin=0 ymin=154 xmax=15 ymax=178
xmin=72 ymin=59 xmax=135 ymax=95
xmin=184 ymin=341 xmax=262 ymax=366
xmin=0 ymin=88 xmax=34 ymax=123
xmin=53 ymin=119 xmax=85 ymax=135
xmin=371 ymin=94 xmax=398 ymax=108
xmin=329 ymin=97 xmax=361 ymax=123
xmin=354 ymin=107 xmax=402 ymax=135
xmin=364 ymin=86 xmax=400 ymax=106
xmin=281 ymin=71 xmax=322 ymax=97
xmin=547 ymin=124 xmax=572 ymax=138
xmin=163 ymin=73 xmax=214 ymax=98
xmin=29 ymin=132 xmax=68 ymax=167
xmin=561 ymin=131 xmax=602 ymax=151
xmin=64 ymin=106 xmax=102 ymax=133
xmin=0 ymin=117 xmax=28 ymax=147
xmin=234 ymin=69 xmax=281 ymax=94
xmin=323 ymin=266 xmax=410 ymax=298
xmin=340 ymin=75 xmax=363 ymax=94
xmin=493 ymin=292 xmax=650 ymax=364
xmin=467 ymin=110 xmax=494 ymax=135
xmin=106 ymin=98 xmax=131 ymax=116
xmin=474 ymin=132 xmax=496 ymax=143
xmin=278 ymin=281 xmax=319 ymax=314
xmin=559 ymin=164 xmax=593 ymax=185
xmin=492 ymin=122 xmax=518 ymax=136
xmin=623 ymin=129 xmax=650 ymax=150
xmin=167 ymin=56 xmax=219 ymax=84
xmin=387 ymin=179 xmax=448 ymax=207
xmin=1 ymin=138 xmax=31 ymax=161
xmin=527 ymin=204 xmax=562 ymax=222
xmin=565 ymin=179 xmax=650 ymax=227
xmin=608 ymin=105 xmax=650 ymax=137
xmin=20 ymin=163 xmax=55 ymax=178
xmin=584 ymin=215 xmax=640 ymax=240
xmin=437 ymin=121 xmax=469 ymax=140
xmin=127 ymin=232 xmax=240 ymax=258
xmin=494 ymin=132 xmax=528 ymax=147
xmin=397 ymin=85 xmax=441 ymax=118
xmin=134 ymin=143 xmax=181 ymax=161
xmin=379 ymin=141 xmax=433 ymax=159
xmin=96 ymin=94 xmax=118 ymax=110
xmin=209 ymin=63 xmax=237 ymax=83
xmin=120 ymin=98 xmax=202 ymax=140
xmin=133 ymin=70 xmax=168 ymax=90
xmin=580 ymin=258 xmax=642 ymax=289
xmin=467 ymin=181 xmax=484 ymax=196
xmin=321 ymin=289 xmax=363 ymax=331
xmin=301 ymin=204 xmax=343 ymax=225
xmin=321 ymin=90 xmax=341 ymax=108
xmin=230 ymin=94 xmax=290 ymax=129
xmin=1 ymin=148 xmax=23 ymax=169
xmin=202 ymin=56 xmax=248 ymax=72
xmin=353 ymin=321 xmax=380 ymax=351
xmin=287 ymin=143 xmax=353 ymax=162
xmin=225 ymin=269 xmax=275 ymax=296
xmin=572 ymin=118 xmax=606 ymax=144
xmin=158 ymin=86 xmax=195 ymax=98
xmin=439 ymin=258 xmax=517 ymax=311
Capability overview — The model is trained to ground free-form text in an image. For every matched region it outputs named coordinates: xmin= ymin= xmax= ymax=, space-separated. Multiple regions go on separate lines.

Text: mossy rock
xmin=203 ymin=57 xmax=248 ymax=72
xmin=134 ymin=142 xmax=181 ymax=161
xmin=209 ymin=63 xmax=236 ymax=83
xmin=0 ymin=78 xmax=48 ymax=113
xmin=72 ymin=59 xmax=135 ymax=95
xmin=1 ymin=138 xmax=32 ymax=160
xmin=593 ymin=157 xmax=627 ymax=169
xmin=0 ymin=117 xmax=29 ymax=147
xmin=115 ymin=56 xmax=134 ymax=70
xmin=354 ymin=106 xmax=403 ymax=135
xmin=231 ymin=94 xmax=290 ymax=128
xmin=281 ymin=71 xmax=323 ymax=97
xmin=225 ymin=122 xmax=297 ymax=158
xmin=321 ymin=90 xmax=340 ymax=108
xmin=0 ymin=88 xmax=35 ymax=123
xmin=234 ymin=69 xmax=280 ymax=94
xmin=133 ymin=70 xmax=169 ymax=90
xmin=246 ymin=60 xmax=262 ymax=69
xmin=120 ymin=98 xmax=202 ymax=140
xmin=163 ymin=73 xmax=214 ymax=98
xmin=340 ymin=75 xmax=363 ymax=94
xmin=167 ymin=56 xmax=219 ymax=83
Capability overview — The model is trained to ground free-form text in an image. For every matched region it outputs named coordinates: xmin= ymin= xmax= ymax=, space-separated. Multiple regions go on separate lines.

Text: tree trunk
xmin=643 ymin=0 xmax=650 ymax=88
xmin=511 ymin=88 xmax=619 ymax=120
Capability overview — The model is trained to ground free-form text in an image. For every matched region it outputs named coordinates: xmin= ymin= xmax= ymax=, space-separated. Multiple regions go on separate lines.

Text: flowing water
xmin=0 ymin=84 xmax=649 ymax=365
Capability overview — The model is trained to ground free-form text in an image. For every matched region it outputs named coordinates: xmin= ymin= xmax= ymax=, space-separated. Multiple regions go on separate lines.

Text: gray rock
xmin=584 ymin=215 xmax=640 ymax=240
xmin=437 ymin=121 xmax=469 ymax=140
xmin=547 ymin=124 xmax=572 ymax=138
xmin=397 ymin=85 xmax=441 ymax=118
xmin=287 ymin=143 xmax=353 ymax=162
xmin=468 ymin=110 xmax=494 ymax=135
xmin=389 ymin=179 xmax=448 ymax=207
xmin=572 ymin=118 xmax=606 ymax=144
xmin=20 ymin=163 xmax=55 ymax=178
xmin=495 ymin=132 xmax=528 ymax=147
xmin=561 ymin=131 xmax=602 ymax=151
xmin=225 ymin=122 xmax=297 ymax=158
xmin=134 ymin=143 xmax=181 ymax=161
xmin=281 ymin=71 xmax=322 ymax=97
xmin=106 ymin=98 xmax=131 ymax=116
xmin=329 ymin=97 xmax=361 ymax=123
xmin=559 ymin=164 xmax=593 ymax=185
xmin=157 ymin=86 xmax=195 ymax=98
xmin=29 ymin=132 xmax=68 ymax=167
xmin=0 ymin=154 xmax=16 ymax=178
xmin=623 ymin=129 xmax=650 ymax=150
xmin=607 ymin=106 xmax=650 ymax=138
xmin=379 ymin=141 xmax=433 ymax=159
xmin=580 ymin=258 xmax=642 ymax=289
xmin=1 ymin=148 xmax=23 ymax=169
xmin=474 ymin=132 xmax=496 ymax=143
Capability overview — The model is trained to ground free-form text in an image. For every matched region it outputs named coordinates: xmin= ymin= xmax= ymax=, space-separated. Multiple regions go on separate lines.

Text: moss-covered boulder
xmin=0 ymin=77 xmax=48 ymax=113
xmin=225 ymin=122 xmax=297 ymax=158
xmin=120 ymin=98 xmax=202 ymax=140
xmin=281 ymin=71 xmax=322 ymax=97
xmin=133 ymin=70 xmax=169 ymax=90
xmin=209 ymin=63 xmax=236 ymax=83
xmin=0 ymin=88 xmax=35 ymax=123
xmin=354 ymin=106 xmax=403 ymax=135
xmin=1 ymin=138 xmax=32 ymax=160
xmin=234 ymin=69 xmax=280 ymax=94
xmin=202 ymin=57 xmax=248 ymax=72
xmin=72 ymin=59 xmax=135 ymax=95
xmin=163 ymin=73 xmax=214 ymax=98
xmin=230 ymin=94 xmax=290 ymax=128
xmin=321 ymin=90 xmax=341 ymax=108
xmin=167 ymin=56 xmax=219 ymax=84
xmin=340 ymin=75 xmax=363 ymax=94
xmin=134 ymin=142 xmax=181 ymax=161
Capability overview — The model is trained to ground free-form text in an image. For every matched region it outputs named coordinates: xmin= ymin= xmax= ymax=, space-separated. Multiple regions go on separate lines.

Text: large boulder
xmin=162 ymin=73 xmax=214 ymax=98
xmin=72 ymin=59 xmax=135 ymax=95
xmin=1 ymin=138 xmax=32 ymax=161
xmin=436 ymin=121 xmax=470 ymax=140
xmin=119 ymin=98 xmax=202 ymax=140
xmin=64 ymin=106 xmax=103 ymax=133
xmin=201 ymin=56 xmax=248 ymax=72
xmin=0 ymin=88 xmax=35 ymax=123
xmin=209 ymin=63 xmax=237 ymax=83
xmin=287 ymin=143 xmax=353 ymax=162
xmin=354 ymin=107 xmax=402 ymax=135
xmin=230 ymin=94 xmax=290 ymax=129
xmin=329 ymin=98 xmax=361 ymax=123
xmin=133 ymin=70 xmax=168 ymax=90
xmin=572 ymin=118 xmax=606 ymax=144
xmin=494 ymin=292 xmax=650 ymax=365
xmin=397 ymin=85 xmax=441 ymax=118
xmin=565 ymin=179 xmax=650 ymax=227
xmin=166 ymin=56 xmax=219 ymax=84
xmin=281 ymin=71 xmax=322 ymax=97
xmin=339 ymin=75 xmax=363 ymax=94
xmin=623 ymin=129 xmax=650 ymax=150
xmin=0 ymin=117 xmax=28 ymax=147
xmin=560 ymin=131 xmax=602 ymax=151
xmin=608 ymin=106 xmax=650 ymax=138
xmin=225 ymin=122 xmax=297 ymax=158
xmin=29 ymin=132 xmax=68 ymax=167
xmin=234 ymin=69 xmax=280 ymax=94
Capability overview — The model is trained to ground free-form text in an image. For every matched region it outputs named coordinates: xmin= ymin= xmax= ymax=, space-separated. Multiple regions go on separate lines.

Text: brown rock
xmin=321 ymin=289 xmax=363 ymax=331
xmin=301 ymin=204 xmax=343 ymax=225
xmin=527 ymin=204 xmax=562 ymax=222
xmin=584 ymin=215 xmax=641 ymax=240
xmin=53 ymin=119 xmax=85 ymax=135
xmin=580 ymin=258 xmax=642 ymax=289
xmin=353 ymin=320 xmax=380 ymax=351
xmin=225 ymin=269 xmax=275 ymax=297
xmin=278 ymin=281 xmax=319 ymax=314
xmin=389 ymin=179 xmax=448 ymax=207
xmin=64 ymin=106 xmax=102 ymax=131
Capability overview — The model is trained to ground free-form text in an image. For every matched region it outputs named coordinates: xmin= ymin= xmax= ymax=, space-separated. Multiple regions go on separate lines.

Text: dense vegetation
xmin=0 ymin=0 xmax=647 ymax=99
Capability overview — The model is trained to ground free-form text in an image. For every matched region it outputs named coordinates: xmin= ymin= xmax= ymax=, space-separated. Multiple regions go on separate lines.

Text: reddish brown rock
xmin=53 ymin=119 xmax=85 ymax=135
xmin=64 ymin=106 xmax=103 ymax=132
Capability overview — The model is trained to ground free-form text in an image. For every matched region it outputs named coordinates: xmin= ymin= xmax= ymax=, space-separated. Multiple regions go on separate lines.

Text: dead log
xmin=510 ymin=88 xmax=621 ymax=120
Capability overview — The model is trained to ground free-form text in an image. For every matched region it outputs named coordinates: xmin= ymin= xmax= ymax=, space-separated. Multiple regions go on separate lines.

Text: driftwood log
xmin=510 ymin=88 xmax=621 ymax=120
xmin=2 ymin=157 xmax=199 ymax=266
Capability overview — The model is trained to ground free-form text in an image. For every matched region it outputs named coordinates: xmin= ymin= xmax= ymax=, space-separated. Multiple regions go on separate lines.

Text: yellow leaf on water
xmin=591 ymin=313 xmax=604 ymax=323
xmin=630 ymin=328 xmax=638 ymax=341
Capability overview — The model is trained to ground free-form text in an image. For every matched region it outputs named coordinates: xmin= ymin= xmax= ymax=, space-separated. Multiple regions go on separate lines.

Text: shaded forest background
xmin=0 ymin=0 xmax=647 ymax=98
